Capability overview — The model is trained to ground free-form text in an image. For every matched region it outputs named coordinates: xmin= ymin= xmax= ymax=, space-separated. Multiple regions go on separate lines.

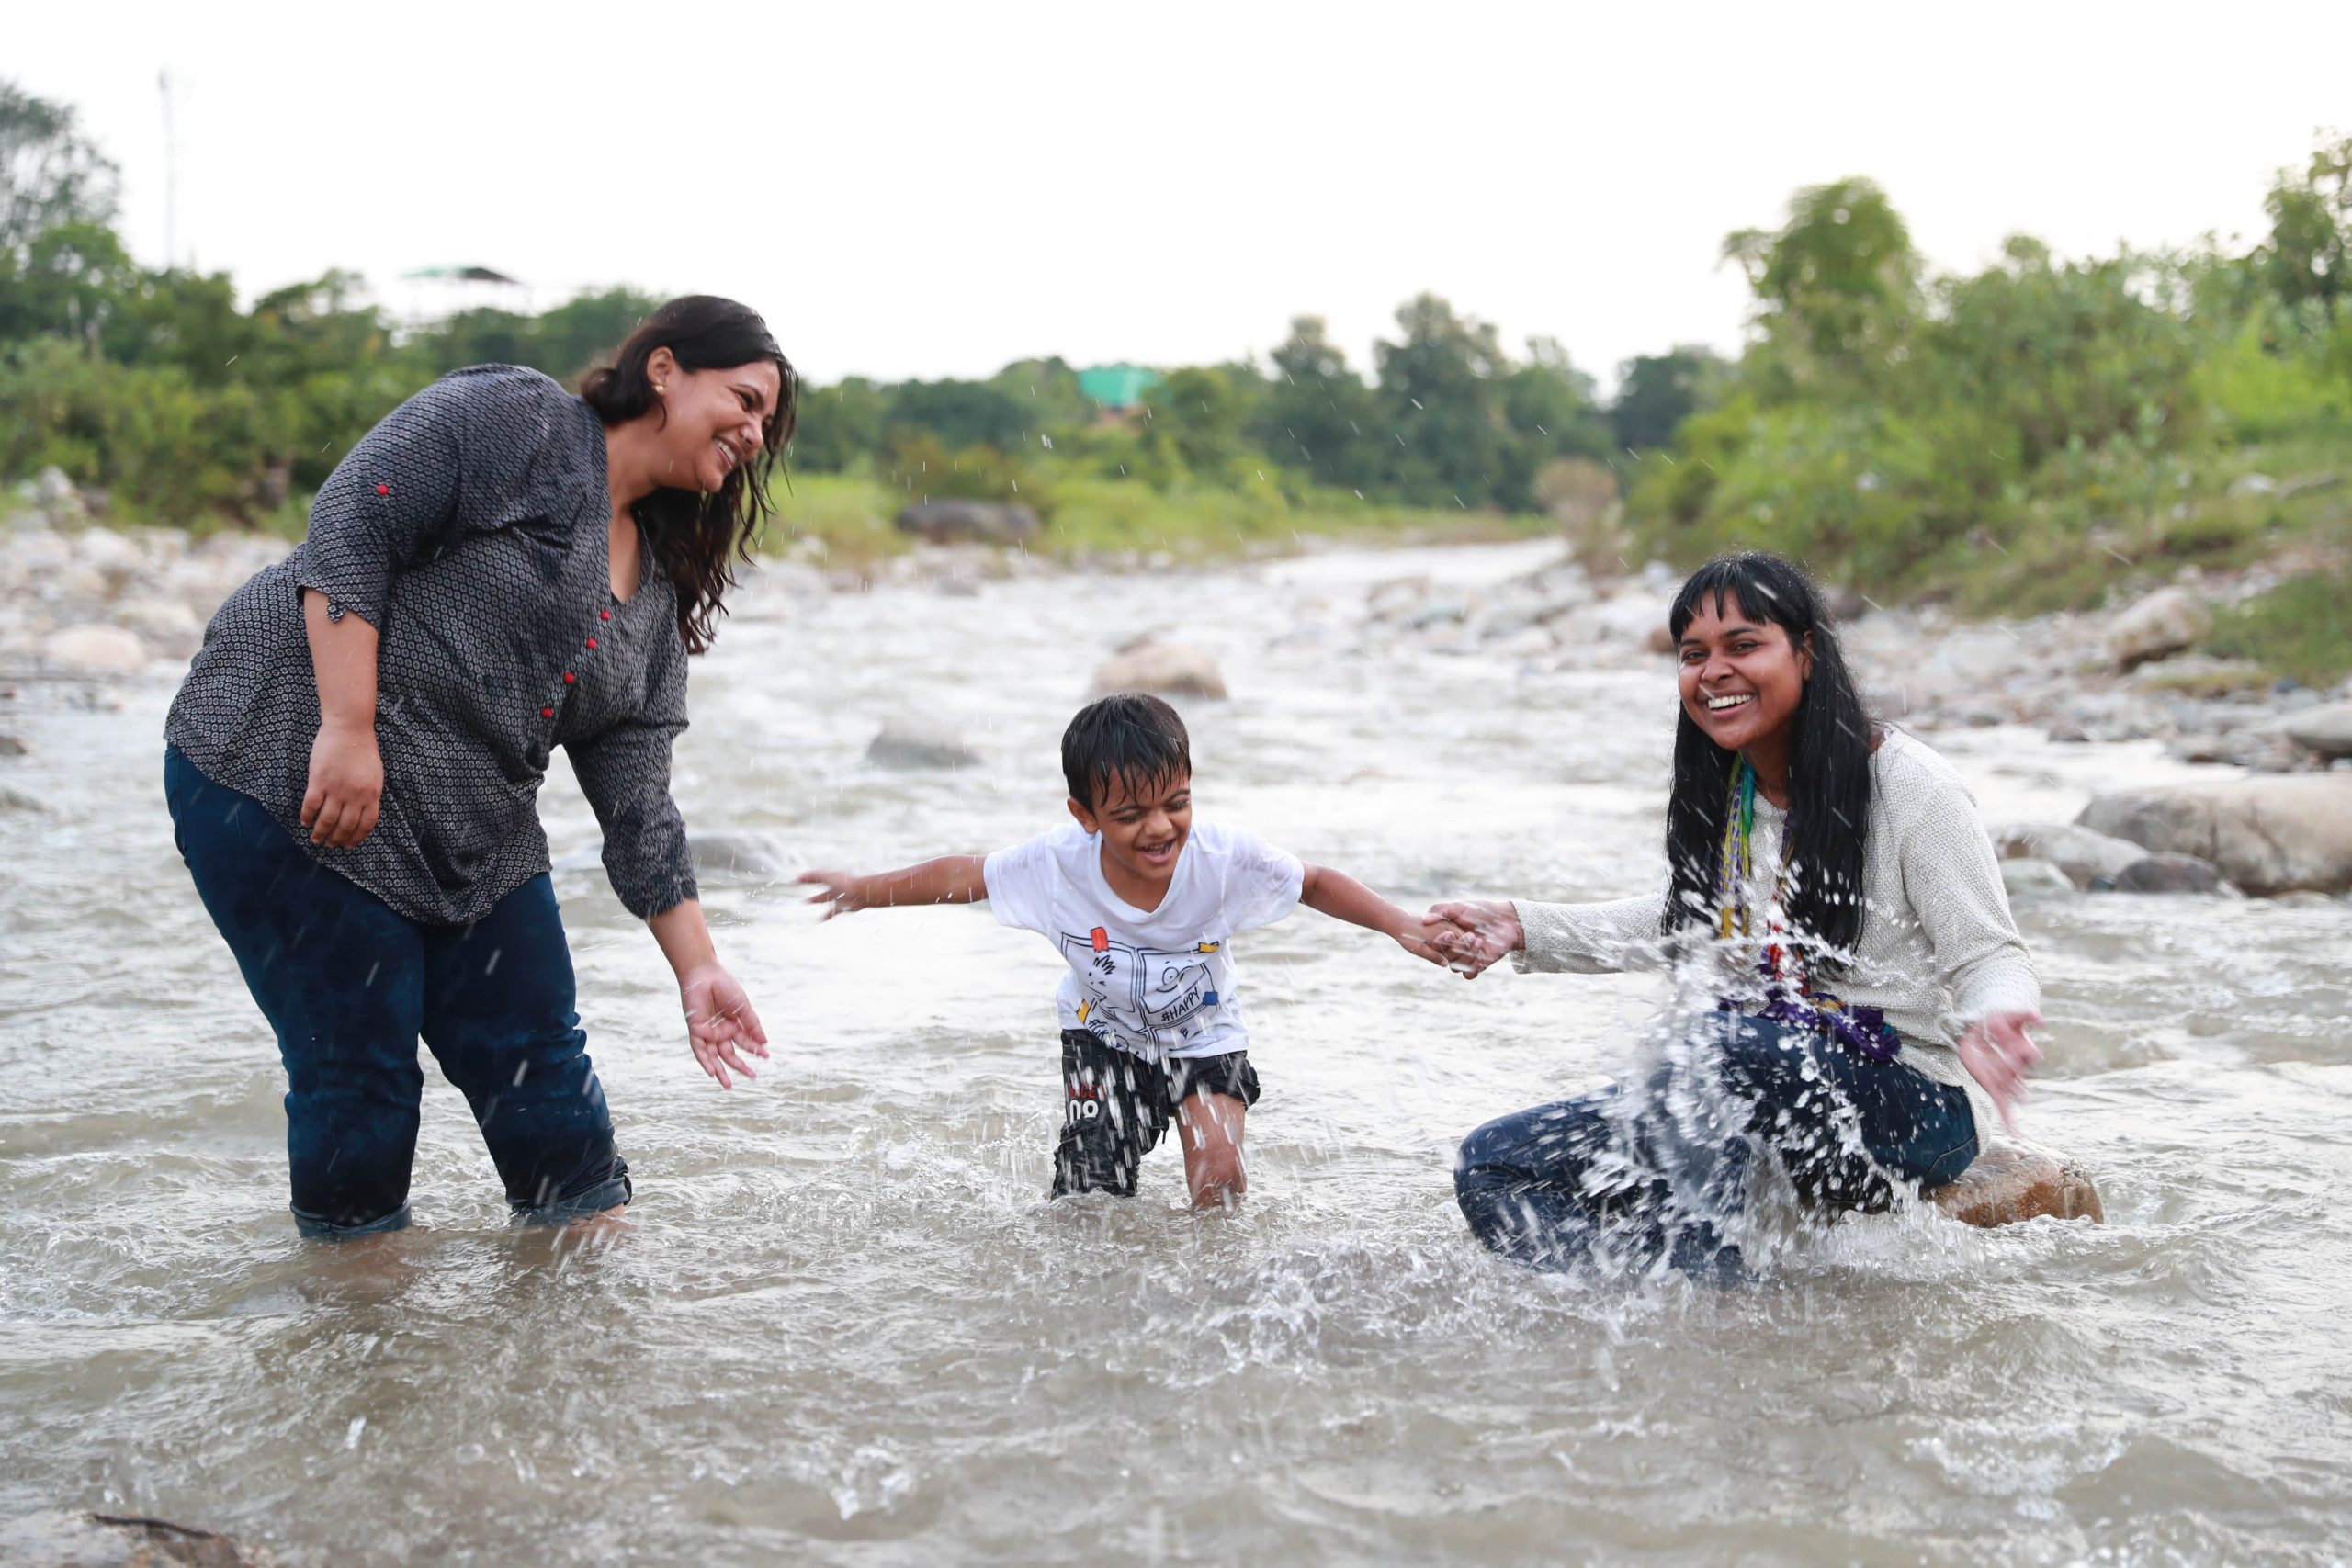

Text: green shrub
xmin=2206 ymin=570 xmax=2352 ymax=687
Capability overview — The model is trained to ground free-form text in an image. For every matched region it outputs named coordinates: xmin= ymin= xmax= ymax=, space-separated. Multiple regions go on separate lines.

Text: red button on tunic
xmin=599 ymin=609 xmax=613 ymax=621
xmin=374 ymin=483 xmax=390 ymax=496
xmin=584 ymin=638 xmax=597 ymax=650
xmin=540 ymin=707 xmax=554 ymax=719
xmin=563 ymin=671 xmax=576 ymax=683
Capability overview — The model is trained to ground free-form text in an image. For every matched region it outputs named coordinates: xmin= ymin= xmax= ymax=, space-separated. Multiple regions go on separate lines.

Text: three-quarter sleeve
xmin=1511 ymin=891 xmax=1674 ymax=974
xmin=1896 ymin=772 xmax=2041 ymax=1039
xmin=292 ymin=378 xmax=472 ymax=627
xmin=567 ymin=637 xmax=698 ymax=919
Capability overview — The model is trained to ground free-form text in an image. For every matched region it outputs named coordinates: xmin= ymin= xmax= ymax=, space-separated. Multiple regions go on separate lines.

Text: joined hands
xmin=1419 ymin=900 xmax=1521 ymax=979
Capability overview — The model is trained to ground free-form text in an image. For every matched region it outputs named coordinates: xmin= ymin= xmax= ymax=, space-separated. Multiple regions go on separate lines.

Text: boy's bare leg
xmin=1176 ymin=1090 xmax=1249 ymax=1209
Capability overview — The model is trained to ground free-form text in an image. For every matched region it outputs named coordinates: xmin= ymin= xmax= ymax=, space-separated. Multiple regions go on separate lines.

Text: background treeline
xmin=3 ymin=78 xmax=2347 ymax=660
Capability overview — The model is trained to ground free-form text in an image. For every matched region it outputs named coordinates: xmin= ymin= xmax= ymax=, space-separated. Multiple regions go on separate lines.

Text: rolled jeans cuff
xmin=510 ymin=1170 xmax=632 ymax=1226
xmin=291 ymin=1201 xmax=413 ymax=1241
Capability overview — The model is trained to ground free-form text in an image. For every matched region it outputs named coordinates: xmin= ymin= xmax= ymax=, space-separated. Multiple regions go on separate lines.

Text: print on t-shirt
xmin=982 ymin=821 xmax=1303 ymax=1062
xmin=1058 ymin=929 xmax=1228 ymax=1049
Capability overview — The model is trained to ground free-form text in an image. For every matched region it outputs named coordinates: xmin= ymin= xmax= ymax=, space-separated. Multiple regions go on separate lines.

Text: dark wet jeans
xmin=1454 ymin=1012 xmax=1977 ymax=1277
xmin=165 ymin=746 xmax=630 ymax=1237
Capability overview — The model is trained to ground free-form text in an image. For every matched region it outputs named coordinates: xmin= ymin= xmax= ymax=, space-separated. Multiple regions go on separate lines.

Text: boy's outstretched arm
xmin=1299 ymin=863 xmax=1446 ymax=965
xmin=797 ymin=856 xmax=988 ymax=919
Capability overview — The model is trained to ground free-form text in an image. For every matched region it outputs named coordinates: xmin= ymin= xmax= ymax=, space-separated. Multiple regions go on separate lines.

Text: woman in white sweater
xmin=1428 ymin=552 xmax=2043 ymax=1277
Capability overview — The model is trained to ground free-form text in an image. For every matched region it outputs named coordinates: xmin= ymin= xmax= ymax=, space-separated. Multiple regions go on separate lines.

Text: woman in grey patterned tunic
xmin=164 ymin=296 xmax=794 ymax=1237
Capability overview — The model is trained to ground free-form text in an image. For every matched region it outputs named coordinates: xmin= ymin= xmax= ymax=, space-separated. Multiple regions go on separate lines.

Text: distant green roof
xmin=400 ymin=265 xmax=521 ymax=284
xmin=1078 ymin=364 xmax=1162 ymax=411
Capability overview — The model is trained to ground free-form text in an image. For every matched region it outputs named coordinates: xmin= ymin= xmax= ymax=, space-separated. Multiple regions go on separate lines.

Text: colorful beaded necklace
xmin=1715 ymin=758 xmax=1899 ymax=1061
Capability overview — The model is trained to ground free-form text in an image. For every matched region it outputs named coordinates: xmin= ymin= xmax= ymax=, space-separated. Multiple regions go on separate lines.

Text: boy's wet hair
xmin=1062 ymin=694 xmax=1191 ymax=811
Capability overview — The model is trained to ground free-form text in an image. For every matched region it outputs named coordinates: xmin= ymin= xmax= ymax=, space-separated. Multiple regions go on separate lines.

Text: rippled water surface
xmin=4 ymin=542 xmax=2348 ymax=1564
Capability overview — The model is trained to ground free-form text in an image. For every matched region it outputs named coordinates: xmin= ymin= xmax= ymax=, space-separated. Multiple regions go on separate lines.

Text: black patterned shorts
xmin=1050 ymin=1029 xmax=1261 ymax=1198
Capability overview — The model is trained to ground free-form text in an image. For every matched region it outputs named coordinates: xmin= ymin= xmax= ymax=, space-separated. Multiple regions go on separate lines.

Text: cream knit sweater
xmin=1510 ymin=729 xmax=2041 ymax=1127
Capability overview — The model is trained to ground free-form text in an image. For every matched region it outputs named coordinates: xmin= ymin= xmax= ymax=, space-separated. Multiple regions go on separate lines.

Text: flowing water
xmin=3 ymin=541 xmax=2348 ymax=1565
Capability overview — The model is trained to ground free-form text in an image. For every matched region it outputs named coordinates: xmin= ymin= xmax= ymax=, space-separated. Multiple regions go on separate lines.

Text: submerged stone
xmin=1927 ymin=1147 xmax=2104 ymax=1227
xmin=0 ymin=1510 xmax=278 ymax=1566
xmin=865 ymin=717 xmax=979 ymax=770
xmin=1091 ymin=639 xmax=1227 ymax=699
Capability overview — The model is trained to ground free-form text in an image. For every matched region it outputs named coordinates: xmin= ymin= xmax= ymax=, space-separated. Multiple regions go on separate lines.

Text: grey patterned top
xmin=165 ymin=365 xmax=698 ymax=927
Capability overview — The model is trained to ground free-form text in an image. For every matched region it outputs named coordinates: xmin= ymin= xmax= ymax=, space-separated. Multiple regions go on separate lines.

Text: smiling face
xmin=1675 ymin=590 xmax=1814 ymax=758
xmin=1070 ymin=768 xmax=1193 ymax=903
xmin=648 ymin=348 xmax=783 ymax=492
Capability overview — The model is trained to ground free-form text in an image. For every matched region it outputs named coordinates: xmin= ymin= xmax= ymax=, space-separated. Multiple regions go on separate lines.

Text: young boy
xmin=797 ymin=694 xmax=1439 ymax=1208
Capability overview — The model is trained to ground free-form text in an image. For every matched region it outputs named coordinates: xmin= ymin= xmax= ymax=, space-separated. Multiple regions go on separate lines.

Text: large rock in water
xmin=865 ymin=717 xmax=979 ymax=770
xmin=1998 ymin=858 xmax=2075 ymax=900
xmin=2109 ymin=852 xmax=2227 ymax=894
xmin=894 ymin=501 xmax=1039 ymax=545
xmin=1993 ymin=821 xmax=2148 ymax=887
xmin=686 ymin=830 xmax=791 ymax=883
xmin=1928 ymin=1148 xmax=2104 ymax=1227
xmin=2106 ymin=587 xmax=2211 ymax=671
xmin=2279 ymin=700 xmax=2352 ymax=761
xmin=2077 ymin=775 xmax=2352 ymax=895
xmin=41 ymin=623 xmax=149 ymax=674
xmin=1091 ymin=639 xmax=1227 ymax=699
xmin=0 ymin=1510 xmax=279 ymax=1565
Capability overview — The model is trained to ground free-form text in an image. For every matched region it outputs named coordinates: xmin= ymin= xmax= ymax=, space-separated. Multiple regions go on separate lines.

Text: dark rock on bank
xmin=894 ymin=501 xmax=1040 ymax=546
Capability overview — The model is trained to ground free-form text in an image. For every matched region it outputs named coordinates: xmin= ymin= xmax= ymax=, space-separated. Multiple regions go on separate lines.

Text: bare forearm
xmin=301 ymin=588 xmax=379 ymax=730
xmin=1299 ymin=863 xmax=1414 ymax=940
xmin=648 ymin=898 xmax=719 ymax=978
xmin=854 ymin=856 xmax=989 ymax=909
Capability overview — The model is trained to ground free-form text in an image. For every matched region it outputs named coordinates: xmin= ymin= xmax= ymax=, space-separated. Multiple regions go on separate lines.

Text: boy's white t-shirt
xmin=982 ymin=819 xmax=1305 ymax=1062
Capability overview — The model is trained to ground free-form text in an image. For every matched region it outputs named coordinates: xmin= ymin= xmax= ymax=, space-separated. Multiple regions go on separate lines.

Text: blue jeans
xmin=1454 ymin=1013 xmax=1976 ymax=1276
xmin=165 ymin=746 xmax=630 ymax=1237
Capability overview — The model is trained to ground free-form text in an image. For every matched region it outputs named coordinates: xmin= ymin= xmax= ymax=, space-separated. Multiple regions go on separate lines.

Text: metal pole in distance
xmin=158 ymin=68 xmax=177 ymax=271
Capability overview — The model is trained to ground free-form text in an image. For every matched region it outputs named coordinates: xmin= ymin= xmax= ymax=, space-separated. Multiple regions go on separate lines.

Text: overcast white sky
xmin=12 ymin=1 xmax=2350 ymax=390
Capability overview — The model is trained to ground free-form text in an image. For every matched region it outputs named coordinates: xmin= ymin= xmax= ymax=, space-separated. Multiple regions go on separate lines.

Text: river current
xmin=3 ymin=541 xmax=2347 ymax=1564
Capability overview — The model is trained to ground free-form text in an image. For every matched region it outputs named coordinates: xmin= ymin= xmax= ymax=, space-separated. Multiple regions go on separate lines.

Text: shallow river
xmin=3 ymin=542 xmax=2348 ymax=1565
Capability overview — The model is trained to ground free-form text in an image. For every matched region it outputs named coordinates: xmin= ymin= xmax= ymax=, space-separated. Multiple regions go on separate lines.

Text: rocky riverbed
xmin=6 ymin=470 xmax=2351 ymax=900
xmin=6 ymin=517 xmax=2351 ymax=1564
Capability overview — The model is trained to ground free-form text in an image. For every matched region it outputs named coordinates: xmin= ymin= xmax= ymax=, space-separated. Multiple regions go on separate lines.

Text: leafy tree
xmin=1140 ymin=365 xmax=1261 ymax=484
xmin=0 ymin=81 xmax=118 ymax=263
xmin=1725 ymin=177 xmax=1919 ymax=380
xmin=534 ymin=287 xmax=661 ymax=379
xmin=790 ymin=375 xmax=891 ymax=471
xmin=1251 ymin=316 xmax=1382 ymax=490
xmin=0 ymin=220 xmax=138 ymax=347
xmin=1374 ymin=292 xmax=1510 ymax=506
xmin=1933 ymin=237 xmax=2199 ymax=470
xmin=886 ymin=378 xmax=1030 ymax=452
xmin=2258 ymin=135 xmax=2352 ymax=321
xmin=1611 ymin=345 xmax=1724 ymax=452
xmin=987 ymin=355 xmax=1093 ymax=439
xmin=411 ymin=307 xmax=539 ymax=376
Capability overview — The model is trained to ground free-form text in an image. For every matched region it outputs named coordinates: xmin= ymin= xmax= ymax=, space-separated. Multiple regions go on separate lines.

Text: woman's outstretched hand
xmin=1423 ymin=900 xmax=1523 ymax=980
xmin=1957 ymin=1010 xmax=2042 ymax=1134
xmin=681 ymin=963 xmax=770 ymax=1089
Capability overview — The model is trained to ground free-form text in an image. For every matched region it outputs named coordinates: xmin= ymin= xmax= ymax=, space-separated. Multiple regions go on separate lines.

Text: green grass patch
xmin=2206 ymin=568 xmax=2352 ymax=687
xmin=760 ymin=468 xmax=1555 ymax=565
xmin=763 ymin=471 xmax=908 ymax=568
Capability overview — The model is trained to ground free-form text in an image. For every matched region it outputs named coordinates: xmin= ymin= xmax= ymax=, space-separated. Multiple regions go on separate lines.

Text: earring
xmin=655 ymin=383 xmax=667 ymax=394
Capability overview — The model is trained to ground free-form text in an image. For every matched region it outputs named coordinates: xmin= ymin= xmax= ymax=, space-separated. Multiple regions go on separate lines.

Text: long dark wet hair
xmin=1663 ymin=552 xmax=1874 ymax=967
xmin=581 ymin=295 xmax=797 ymax=654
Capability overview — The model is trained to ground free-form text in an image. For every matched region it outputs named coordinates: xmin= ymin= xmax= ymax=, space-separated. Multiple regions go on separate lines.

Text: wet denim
xmin=1454 ymin=1012 xmax=1977 ymax=1277
xmin=166 ymin=746 xmax=630 ymax=1236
